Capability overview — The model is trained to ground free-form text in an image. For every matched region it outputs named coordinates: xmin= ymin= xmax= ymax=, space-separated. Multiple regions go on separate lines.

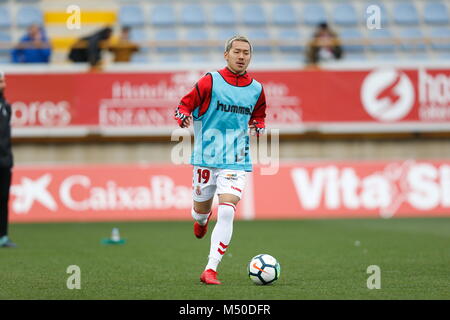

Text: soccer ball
xmin=248 ymin=254 xmax=281 ymax=285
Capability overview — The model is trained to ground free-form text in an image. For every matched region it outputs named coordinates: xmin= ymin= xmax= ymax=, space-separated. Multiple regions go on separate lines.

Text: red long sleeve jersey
xmin=176 ymin=67 xmax=267 ymax=125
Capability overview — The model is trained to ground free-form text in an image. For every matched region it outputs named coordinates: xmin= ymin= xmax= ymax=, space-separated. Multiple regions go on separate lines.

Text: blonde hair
xmin=224 ymin=35 xmax=253 ymax=53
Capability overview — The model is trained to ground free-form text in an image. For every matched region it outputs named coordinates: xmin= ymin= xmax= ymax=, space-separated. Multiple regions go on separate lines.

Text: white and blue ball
xmin=248 ymin=254 xmax=281 ymax=285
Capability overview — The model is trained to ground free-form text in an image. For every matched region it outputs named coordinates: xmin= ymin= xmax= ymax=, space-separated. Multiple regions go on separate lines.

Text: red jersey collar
xmin=218 ymin=67 xmax=252 ymax=86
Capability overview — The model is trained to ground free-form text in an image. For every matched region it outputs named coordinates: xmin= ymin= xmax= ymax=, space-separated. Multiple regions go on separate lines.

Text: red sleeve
xmin=250 ymin=86 xmax=267 ymax=125
xmin=177 ymin=73 xmax=212 ymax=116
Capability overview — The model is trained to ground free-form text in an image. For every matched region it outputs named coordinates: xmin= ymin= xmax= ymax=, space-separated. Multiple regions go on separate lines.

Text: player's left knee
xmin=218 ymin=202 xmax=236 ymax=223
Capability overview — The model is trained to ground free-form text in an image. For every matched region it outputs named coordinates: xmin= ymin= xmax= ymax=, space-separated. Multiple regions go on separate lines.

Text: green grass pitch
xmin=0 ymin=218 xmax=449 ymax=300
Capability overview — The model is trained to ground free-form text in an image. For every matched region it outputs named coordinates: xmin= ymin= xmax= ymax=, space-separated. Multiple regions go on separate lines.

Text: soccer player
xmin=174 ymin=35 xmax=267 ymax=284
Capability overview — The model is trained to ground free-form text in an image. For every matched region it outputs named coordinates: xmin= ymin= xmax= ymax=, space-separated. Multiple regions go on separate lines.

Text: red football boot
xmin=194 ymin=212 xmax=211 ymax=239
xmin=200 ymin=269 xmax=221 ymax=285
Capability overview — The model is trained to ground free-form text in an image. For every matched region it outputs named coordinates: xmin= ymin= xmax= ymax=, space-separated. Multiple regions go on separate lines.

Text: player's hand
xmin=249 ymin=120 xmax=266 ymax=136
xmin=174 ymin=107 xmax=192 ymax=128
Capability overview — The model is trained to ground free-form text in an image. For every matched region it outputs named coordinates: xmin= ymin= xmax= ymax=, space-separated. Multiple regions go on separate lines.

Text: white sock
xmin=205 ymin=202 xmax=236 ymax=271
xmin=191 ymin=208 xmax=211 ymax=226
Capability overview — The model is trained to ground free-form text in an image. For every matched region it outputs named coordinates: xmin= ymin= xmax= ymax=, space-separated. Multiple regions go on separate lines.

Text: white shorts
xmin=192 ymin=166 xmax=247 ymax=202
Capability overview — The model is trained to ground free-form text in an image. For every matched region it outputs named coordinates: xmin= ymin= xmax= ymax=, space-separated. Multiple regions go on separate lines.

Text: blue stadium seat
xmin=180 ymin=4 xmax=206 ymax=27
xmin=277 ymin=29 xmax=303 ymax=53
xmin=0 ymin=7 xmax=12 ymax=28
xmin=424 ymin=2 xmax=449 ymax=25
xmin=367 ymin=29 xmax=396 ymax=52
xmin=215 ymin=29 xmax=238 ymax=52
xmin=393 ymin=3 xmax=420 ymax=25
xmin=118 ymin=5 xmax=145 ymax=27
xmin=130 ymin=53 xmax=149 ymax=63
xmin=150 ymin=4 xmax=176 ymax=27
xmin=247 ymin=29 xmax=271 ymax=52
xmin=211 ymin=4 xmax=236 ymax=27
xmin=217 ymin=29 xmax=238 ymax=42
xmin=154 ymin=29 xmax=178 ymax=53
xmin=429 ymin=28 xmax=450 ymax=51
xmin=242 ymin=4 xmax=266 ymax=27
xmin=398 ymin=28 xmax=426 ymax=52
xmin=129 ymin=28 xmax=148 ymax=53
xmin=0 ymin=31 xmax=11 ymax=54
xmin=16 ymin=6 xmax=43 ymax=27
xmin=340 ymin=29 xmax=365 ymax=53
xmin=333 ymin=3 xmax=358 ymax=26
xmin=272 ymin=4 xmax=297 ymax=27
xmin=129 ymin=28 xmax=147 ymax=43
xmin=302 ymin=3 xmax=327 ymax=26
xmin=184 ymin=29 xmax=209 ymax=52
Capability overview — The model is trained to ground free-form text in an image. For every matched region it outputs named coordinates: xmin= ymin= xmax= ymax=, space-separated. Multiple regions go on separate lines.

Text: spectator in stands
xmin=108 ymin=26 xmax=140 ymax=62
xmin=11 ymin=24 xmax=51 ymax=63
xmin=305 ymin=22 xmax=342 ymax=66
xmin=68 ymin=26 xmax=113 ymax=69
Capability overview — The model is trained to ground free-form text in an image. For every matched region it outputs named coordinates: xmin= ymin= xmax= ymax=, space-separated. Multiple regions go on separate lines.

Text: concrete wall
xmin=12 ymin=137 xmax=450 ymax=166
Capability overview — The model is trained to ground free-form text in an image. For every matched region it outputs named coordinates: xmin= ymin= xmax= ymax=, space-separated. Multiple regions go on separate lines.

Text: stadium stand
xmin=272 ymin=3 xmax=298 ymax=27
xmin=247 ymin=28 xmax=272 ymax=53
xmin=211 ymin=3 xmax=237 ymax=27
xmin=0 ymin=31 xmax=12 ymax=62
xmin=429 ymin=27 xmax=450 ymax=51
xmin=150 ymin=4 xmax=176 ymax=28
xmin=180 ymin=3 xmax=206 ymax=27
xmin=184 ymin=28 xmax=209 ymax=53
xmin=154 ymin=28 xmax=178 ymax=54
xmin=242 ymin=3 xmax=267 ymax=27
xmin=340 ymin=28 xmax=364 ymax=52
xmin=368 ymin=28 xmax=396 ymax=53
xmin=302 ymin=3 xmax=328 ymax=26
xmin=0 ymin=0 xmax=448 ymax=64
xmin=424 ymin=2 xmax=450 ymax=25
xmin=277 ymin=29 xmax=303 ymax=53
xmin=332 ymin=3 xmax=359 ymax=27
xmin=118 ymin=5 xmax=145 ymax=28
xmin=0 ymin=6 xmax=12 ymax=29
xmin=364 ymin=2 xmax=389 ymax=27
xmin=393 ymin=2 xmax=421 ymax=26
xmin=16 ymin=5 xmax=43 ymax=27
xmin=398 ymin=28 xmax=427 ymax=52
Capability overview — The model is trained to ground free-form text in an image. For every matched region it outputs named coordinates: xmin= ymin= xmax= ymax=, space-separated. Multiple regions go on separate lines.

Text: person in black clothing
xmin=68 ymin=26 xmax=113 ymax=67
xmin=305 ymin=22 xmax=343 ymax=66
xmin=0 ymin=71 xmax=16 ymax=248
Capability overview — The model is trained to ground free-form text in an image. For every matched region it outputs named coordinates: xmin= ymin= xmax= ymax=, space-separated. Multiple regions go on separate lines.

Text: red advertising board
xmin=253 ymin=160 xmax=450 ymax=219
xmin=6 ymin=68 xmax=450 ymax=136
xmin=9 ymin=164 xmax=193 ymax=223
xmin=9 ymin=160 xmax=450 ymax=223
